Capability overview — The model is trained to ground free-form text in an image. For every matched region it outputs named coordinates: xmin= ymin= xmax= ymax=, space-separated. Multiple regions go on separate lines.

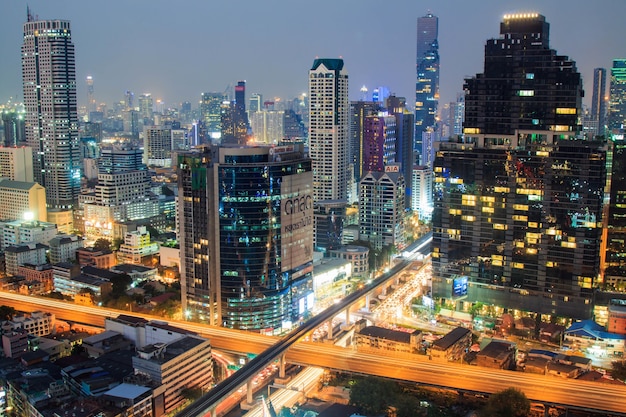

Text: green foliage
xmin=109 ymin=273 xmax=132 ymax=298
xmin=0 ymin=305 xmax=16 ymax=321
xmin=152 ymin=298 xmax=180 ymax=319
xmin=349 ymin=377 xmax=400 ymax=415
xmin=93 ymin=238 xmax=112 ymax=252
xmin=611 ymin=360 xmax=626 ymax=382
xmin=481 ymin=387 xmax=530 ymax=417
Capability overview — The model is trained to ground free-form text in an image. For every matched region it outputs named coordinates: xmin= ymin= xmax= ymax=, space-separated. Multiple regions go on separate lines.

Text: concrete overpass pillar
xmin=327 ymin=319 xmax=333 ymax=340
xmin=246 ymin=378 xmax=254 ymax=404
xmin=365 ymin=294 xmax=370 ymax=311
xmin=345 ymin=308 xmax=350 ymax=325
xmin=208 ymin=407 xmax=217 ymax=417
xmin=279 ymin=353 xmax=286 ymax=379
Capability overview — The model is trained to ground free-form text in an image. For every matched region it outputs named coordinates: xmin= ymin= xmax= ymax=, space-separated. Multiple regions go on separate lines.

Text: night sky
xmin=2 ymin=0 xmax=625 ymax=110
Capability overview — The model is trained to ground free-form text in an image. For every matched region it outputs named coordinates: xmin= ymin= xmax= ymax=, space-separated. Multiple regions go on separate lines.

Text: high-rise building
xmin=0 ymin=147 xmax=33 ymax=182
xmin=177 ymin=144 xmax=314 ymax=331
xmin=349 ymin=101 xmax=381 ymax=187
xmin=309 ymin=58 xmax=350 ymax=203
xmin=591 ymin=68 xmax=607 ymax=137
xmin=605 ymin=139 xmax=626 ymax=291
xmin=86 ymin=75 xmax=95 ymax=115
xmin=22 ymin=10 xmax=81 ymax=209
xmin=144 ymin=126 xmax=173 ymax=167
xmin=249 ymin=93 xmax=263 ymax=114
xmin=358 ymin=169 xmax=405 ymax=251
xmin=411 ymin=166 xmax=433 ymax=220
xmin=200 ymin=92 xmax=226 ymax=140
xmin=1 ymin=108 xmax=26 ymax=147
xmin=432 ymin=13 xmax=604 ymax=320
xmin=362 ymin=114 xmax=396 ymax=173
xmin=138 ymin=93 xmax=154 ymax=123
xmin=609 ymin=59 xmax=626 ymax=135
xmin=463 ymin=13 xmax=582 ymax=135
xmin=386 ymin=95 xmax=415 ymax=208
xmin=415 ymin=12 xmax=439 ymax=162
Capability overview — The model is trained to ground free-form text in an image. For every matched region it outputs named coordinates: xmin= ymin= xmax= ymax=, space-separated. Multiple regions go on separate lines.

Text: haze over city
xmin=2 ymin=0 xmax=626 ymax=108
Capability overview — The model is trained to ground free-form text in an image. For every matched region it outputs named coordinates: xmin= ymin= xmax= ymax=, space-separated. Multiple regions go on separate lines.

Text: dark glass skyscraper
xmin=415 ymin=12 xmax=439 ymax=161
xmin=609 ymin=59 xmax=626 ymax=134
xmin=463 ymin=13 xmax=582 ymax=135
xmin=178 ymin=144 xmax=314 ymax=331
xmin=591 ymin=68 xmax=607 ymax=136
xmin=432 ymin=13 xmax=605 ymax=320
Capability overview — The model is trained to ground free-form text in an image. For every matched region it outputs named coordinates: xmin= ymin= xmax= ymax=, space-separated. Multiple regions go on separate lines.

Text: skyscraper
xmin=432 ymin=13 xmax=604 ymax=320
xmin=200 ymin=92 xmax=226 ymax=140
xmin=309 ymin=58 xmax=350 ymax=203
xmin=609 ymin=59 xmax=626 ymax=135
xmin=177 ymin=144 xmax=314 ymax=331
xmin=591 ymin=68 xmax=607 ymax=136
xmin=386 ymin=95 xmax=415 ymax=209
xmin=22 ymin=9 xmax=81 ymax=209
xmin=415 ymin=12 xmax=439 ymax=163
xmin=362 ymin=114 xmax=396 ymax=173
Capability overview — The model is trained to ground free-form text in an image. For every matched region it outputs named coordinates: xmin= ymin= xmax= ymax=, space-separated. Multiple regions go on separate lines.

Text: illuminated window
xmin=526 ymin=73 xmax=535 ymax=79
xmin=462 ymin=195 xmax=476 ymax=206
xmin=517 ymin=90 xmax=534 ymax=97
xmin=555 ymin=107 xmax=576 ymax=115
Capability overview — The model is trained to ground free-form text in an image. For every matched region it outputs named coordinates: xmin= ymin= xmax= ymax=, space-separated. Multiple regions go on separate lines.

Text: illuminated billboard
xmin=452 ymin=276 xmax=468 ymax=297
xmin=280 ymin=171 xmax=314 ymax=272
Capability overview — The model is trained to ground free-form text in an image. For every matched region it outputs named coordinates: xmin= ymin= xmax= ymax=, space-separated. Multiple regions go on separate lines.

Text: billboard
xmin=280 ymin=171 xmax=314 ymax=272
xmin=452 ymin=276 xmax=468 ymax=297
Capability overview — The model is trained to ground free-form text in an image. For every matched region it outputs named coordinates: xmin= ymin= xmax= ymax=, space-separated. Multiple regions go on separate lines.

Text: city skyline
xmin=1 ymin=0 xmax=625 ymax=110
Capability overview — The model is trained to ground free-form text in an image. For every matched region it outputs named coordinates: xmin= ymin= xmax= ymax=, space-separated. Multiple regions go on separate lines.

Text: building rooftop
xmin=431 ymin=327 xmax=471 ymax=351
xmin=311 ymin=58 xmax=344 ymax=71
xmin=0 ymin=179 xmax=39 ymax=191
xmin=111 ymin=263 xmax=154 ymax=274
xmin=103 ymin=382 xmax=151 ymax=400
xmin=358 ymin=326 xmax=419 ymax=344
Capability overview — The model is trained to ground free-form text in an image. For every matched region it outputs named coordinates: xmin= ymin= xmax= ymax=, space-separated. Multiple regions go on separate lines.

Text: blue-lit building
xmin=178 ymin=144 xmax=314 ymax=332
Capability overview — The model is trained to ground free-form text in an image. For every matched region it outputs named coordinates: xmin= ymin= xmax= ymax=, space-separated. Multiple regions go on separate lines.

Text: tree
xmin=611 ymin=360 xmax=626 ymax=382
xmin=0 ymin=305 xmax=16 ymax=321
xmin=93 ymin=238 xmax=112 ymax=252
xmin=349 ymin=377 xmax=399 ymax=415
xmin=109 ymin=273 xmax=132 ymax=298
xmin=481 ymin=387 xmax=530 ymax=417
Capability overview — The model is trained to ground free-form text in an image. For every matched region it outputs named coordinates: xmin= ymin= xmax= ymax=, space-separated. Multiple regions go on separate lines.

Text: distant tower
xmin=591 ymin=68 xmax=607 ymax=136
xmin=359 ymin=85 xmax=368 ymax=101
xmin=86 ymin=75 xmax=95 ymax=115
xmin=22 ymin=9 xmax=80 ymax=209
xmin=609 ymin=59 xmax=626 ymax=135
xmin=415 ymin=12 xmax=439 ymax=163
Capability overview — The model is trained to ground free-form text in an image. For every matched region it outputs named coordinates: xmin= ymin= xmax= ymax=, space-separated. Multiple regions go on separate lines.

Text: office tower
xmin=249 ymin=93 xmax=263 ymax=114
xmin=2 ymin=108 xmax=26 ymax=146
xmin=144 ymin=126 xmax=173 ymax=167
xmin=177 ymin=144 xmax=314 ymax=331
xmin=362 ymin=114 xmax=396 ymax=173
xmin=249 ymin=110 xmax=284 ymax=144
xmin=81 ymin=145 xmax=155 ymax=241
xmin=86 ymin=75 xmax=95 ymax=115
xmin=0 ymin=147 xmax=33 ymax=182
xmin=350 ymin=101 xmax=381 ymax=185
xmin=609 ymin=59 xmax=626 ymax=135
xmin=282 ymin=109 xmax=306 ymax=143
xmin=358 ymin=169 xmax=405 ymax=251
xmin=386 ymin=95 xmax=415 ymax=209
xmin=200 ymin=92 xmax=226 ymax=139
xmin=411 ymin=166 xmax=433 ymax=220
xmin=138 ymin=93 xmax=154 ymax=122
xmin=605 ymin=139 xmax=626 ymax=290
xmin=591 ymin=68 xmax=607 ymax=137
xmin=221 ymin=80 xmax=249 ymax=144
xmin=415 ymin=12 xmax=439 ymax=161
xmin=464 ymin=14 xmax=581 ymax=135
xmin=432 ymin=13 xmax=604 ymax=320
xmin=309 ymin=58 xmax=350 ymax=202
xmin=22 ymin=10 xmax=80 ymax=209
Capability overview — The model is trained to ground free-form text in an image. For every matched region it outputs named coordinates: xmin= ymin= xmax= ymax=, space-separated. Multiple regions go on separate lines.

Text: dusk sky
xmin=2 ymin=0 xmax=626 ymax=110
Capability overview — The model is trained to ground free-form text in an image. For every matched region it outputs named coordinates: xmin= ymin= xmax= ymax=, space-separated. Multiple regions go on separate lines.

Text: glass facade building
xmin=432 ymin=14 xmax=605 ymax=320
xmin=178 ymin=144 xmax=314 ymax=332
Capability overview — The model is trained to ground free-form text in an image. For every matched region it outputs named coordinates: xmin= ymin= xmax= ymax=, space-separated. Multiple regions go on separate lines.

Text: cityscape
xmin=2 ymin=1 xmax=626 ymax=417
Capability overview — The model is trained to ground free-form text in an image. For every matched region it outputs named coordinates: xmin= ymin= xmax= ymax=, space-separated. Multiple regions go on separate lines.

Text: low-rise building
xmin=608 ymin=299 xmax=626 ymax=336
xmin=564 ymin=319 xmax=626 ymax=357
xmin=132 ymin=336 xmax=213 ymax=414
xmin=111 ymin=263 xmax=157 ymax=285
xmin=430 ymin=327 xmax=472 ymax=362
xmin=2 ymin=328 xmax=28 ymax=358
xmin=475 ymin=341 xmax=516 ymax=370
xmin=48 ymin=234 xmax=84 ymax=264
xmin=16 ymin=263 xmax=53 ymax=292
xmin=4 ymin=311 xmax=56 ymax=337
xmin=355 ymin=323 xmax=422 ymax=354
xmin=328 ymin=245 xmax=369 ymax=278
xmin=76 ymin=246 xmax=117 ymax=269
xmin=82 ymin=330 xmax=134 ymax=358
xmin=4 ymin=243 xmax=47 ymax=276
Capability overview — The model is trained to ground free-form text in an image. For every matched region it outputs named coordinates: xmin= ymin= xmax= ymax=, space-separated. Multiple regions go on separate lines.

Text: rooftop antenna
xmin=27 ymin=5 xmax=34 ymax=22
